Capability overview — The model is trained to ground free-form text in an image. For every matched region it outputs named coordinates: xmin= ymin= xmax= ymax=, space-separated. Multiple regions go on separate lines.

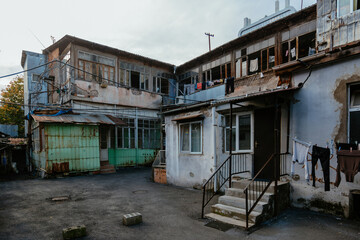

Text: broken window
xmin=349 ymin=84 xmax=360 ymax=143
xmin=298 ymin=32 xmax=316 ymax=58
xmin=180 ymin=121 xmax=202 ymax=153
xmin=130 ymin=71 xmax=140 ymax=89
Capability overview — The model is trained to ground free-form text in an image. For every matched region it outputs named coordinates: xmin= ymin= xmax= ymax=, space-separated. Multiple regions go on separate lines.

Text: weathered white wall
xmin=165 ymin=109 xmax=215 ymax=188
xmin=73 ymin=80 xmax=162 ymax=109
xmin=289 ymin=56 xmax=360 ymax=217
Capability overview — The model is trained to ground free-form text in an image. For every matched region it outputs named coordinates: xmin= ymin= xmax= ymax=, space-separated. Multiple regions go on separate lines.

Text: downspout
xmin=212 ymin=105 xmax=217 ymax=189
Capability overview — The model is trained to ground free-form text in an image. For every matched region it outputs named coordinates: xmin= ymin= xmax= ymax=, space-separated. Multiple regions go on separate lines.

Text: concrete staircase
xmin=205 ymin=179 xmax=290 ymax=229
xmin=100 ymin=161 xmax=116 ymax=174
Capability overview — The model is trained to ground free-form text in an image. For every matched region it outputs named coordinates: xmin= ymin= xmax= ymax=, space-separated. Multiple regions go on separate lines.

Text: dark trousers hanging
xmin=312 ymin=146 xmax=330 ymax=191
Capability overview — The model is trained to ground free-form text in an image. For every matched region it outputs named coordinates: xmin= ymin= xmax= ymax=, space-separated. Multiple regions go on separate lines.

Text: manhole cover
xmin=132 ymin=190 xmax=148 ymax=194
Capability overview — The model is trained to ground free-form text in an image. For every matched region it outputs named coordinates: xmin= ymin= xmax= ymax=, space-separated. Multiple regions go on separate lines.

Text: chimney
xmin=275 ymin=0 xmax=280 ymax=12
xmin=285 ymin=0 xmax=290 ymax=8
xmin=244 ymin=17 xmax=251 ymax=27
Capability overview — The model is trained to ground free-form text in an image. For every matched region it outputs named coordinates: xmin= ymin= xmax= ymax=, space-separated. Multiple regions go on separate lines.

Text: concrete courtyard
xmin=0 ymin=168 xmax=359 ymax=240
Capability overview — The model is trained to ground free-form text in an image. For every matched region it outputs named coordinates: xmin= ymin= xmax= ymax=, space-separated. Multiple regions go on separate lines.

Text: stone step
xmin=211 ymin=203 xmax=261 ymax=223
xmin=100 ymin=169 xmax=116 ymax=174
xmin=100 ymin=161 xmax=110 ymax=166
xmin=100 ymin=165 xmax=116 ymax=174
xmin=231 ymin=179 xmax=289 ymax=194
xmin=205 ymin=213 xmax=254 ymax=229
xmin=100 ymin=165 xmax=115 ymax=170
xmin=218 ymin=195 xmax=267 ymax=213
xmin=225 ymin=188 xmax=273 ymax=202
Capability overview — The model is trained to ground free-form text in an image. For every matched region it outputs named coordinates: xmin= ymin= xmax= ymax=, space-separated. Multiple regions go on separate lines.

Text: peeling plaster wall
xmin=290 ymin=56 xmax=360 ymax=217
xmin=165 ymin=109 xmax=215 ymax=188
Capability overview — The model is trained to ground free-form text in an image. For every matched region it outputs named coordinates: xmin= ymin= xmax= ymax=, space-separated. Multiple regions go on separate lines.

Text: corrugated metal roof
xmin=31 ymin=113 xmax=126 ymax=125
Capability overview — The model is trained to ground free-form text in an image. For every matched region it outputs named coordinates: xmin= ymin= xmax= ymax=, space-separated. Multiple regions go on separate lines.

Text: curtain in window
xmin=181 ymin=124 xmax=190 ymax=151
xmin=191 ymin=123 xmax=201 ymax=152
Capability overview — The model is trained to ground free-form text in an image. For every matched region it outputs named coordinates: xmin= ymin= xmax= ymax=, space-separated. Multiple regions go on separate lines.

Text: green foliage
xmin=0 ymin=76 xmax=24 ymax=136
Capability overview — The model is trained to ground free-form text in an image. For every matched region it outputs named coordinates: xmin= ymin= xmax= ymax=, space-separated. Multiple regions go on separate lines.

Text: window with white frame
xmin=224 ymin=112 xmax=253 ymax=152
xmin=117 ymin=118 xmax=135 ymax=149
xmin=338 ymin=0 xmax=360 ymax=17
xmin=180 ymin=121 xmax=202 ymax=153
xmin=349 ymin=84 xmax=360 ymax=143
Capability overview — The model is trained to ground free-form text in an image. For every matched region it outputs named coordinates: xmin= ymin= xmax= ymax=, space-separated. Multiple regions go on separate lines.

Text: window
xmin=349 ymin=84 xmax=360 ymax=143
xmin=77 ymin=51 xmax=115 ymax=84
xmin=138 ymin=119 xmax=161 ymax=149
xmin=130 ymin=71 xmax=140 ymax=88
xmin=32 ymin=74 xmax=41 ymax=83
xmin=180 ymin=122 xmax=202 ymax=153
xmin=117 ymin=118 xmax=135 ymax=149
xmin=281 ymin=32 xmax=316 ymax=63
xmin=338 ymin=0 xmax=360 ymax=17
xmin=224 ymin=113 xmax=253 ymax=152
xmin=160 ymin=77 xmax=169 ymax=94
xmin=78 ymin=59 xmax=115 ymax=84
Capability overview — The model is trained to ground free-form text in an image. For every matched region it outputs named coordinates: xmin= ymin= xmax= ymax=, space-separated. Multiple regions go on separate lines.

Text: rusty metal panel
xmin=45 ymin=125 xmax=100 ymax=173
xmin=32 ymin=113 xmax=125 ymax=126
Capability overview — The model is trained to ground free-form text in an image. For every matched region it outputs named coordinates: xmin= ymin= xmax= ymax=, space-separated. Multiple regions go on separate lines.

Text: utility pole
xmin=205 ymin=32 xmax=214 ymax=51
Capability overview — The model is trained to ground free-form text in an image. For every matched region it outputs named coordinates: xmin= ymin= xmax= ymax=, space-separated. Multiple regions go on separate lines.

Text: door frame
xmin=100 ymin=125 xmax=110 ymax=162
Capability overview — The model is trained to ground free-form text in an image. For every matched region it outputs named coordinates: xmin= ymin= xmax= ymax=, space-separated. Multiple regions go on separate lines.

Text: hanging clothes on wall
xmin=312 ymin=145 xmax=331 ymax=191
xmin=334 ymin=150 xmax=360 ymax=187
xmin=291 ymin=138 xmax=311 ymax=181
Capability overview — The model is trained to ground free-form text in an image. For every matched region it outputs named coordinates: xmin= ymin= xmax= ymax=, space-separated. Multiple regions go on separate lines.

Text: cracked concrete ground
xmin=0 ymin=168 xmax=359 ymax=240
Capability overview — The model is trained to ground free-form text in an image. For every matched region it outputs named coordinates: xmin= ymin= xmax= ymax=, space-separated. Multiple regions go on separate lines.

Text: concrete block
xmin=62 ymin=225 xmax=86 ymax=240
xmin=123 ymin=212 xmax=142 ymax=226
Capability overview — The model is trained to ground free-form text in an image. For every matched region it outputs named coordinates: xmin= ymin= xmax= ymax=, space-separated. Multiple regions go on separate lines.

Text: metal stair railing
xmin=201 ymin=153 xmax=249 ymax=218
xmin=152 ymin=150 xmax=166 ymax=168
xmin=243 ymin=153 xmax=279 ymax=230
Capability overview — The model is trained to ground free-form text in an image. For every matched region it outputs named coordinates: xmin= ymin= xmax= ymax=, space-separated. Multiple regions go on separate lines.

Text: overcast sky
xmin=0 ymin=0 xmax=316 ymax=89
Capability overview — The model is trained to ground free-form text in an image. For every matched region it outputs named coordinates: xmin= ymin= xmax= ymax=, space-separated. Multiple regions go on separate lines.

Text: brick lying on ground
xmin=62 ymin=225 xmax=86 ymax=239
xmin=123 ymin=212 xmax=142 ymax=226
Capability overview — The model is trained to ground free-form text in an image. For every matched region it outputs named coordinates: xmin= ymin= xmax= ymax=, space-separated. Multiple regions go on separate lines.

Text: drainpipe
xmin=212 ymin=106 xmax=217 ymax=189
